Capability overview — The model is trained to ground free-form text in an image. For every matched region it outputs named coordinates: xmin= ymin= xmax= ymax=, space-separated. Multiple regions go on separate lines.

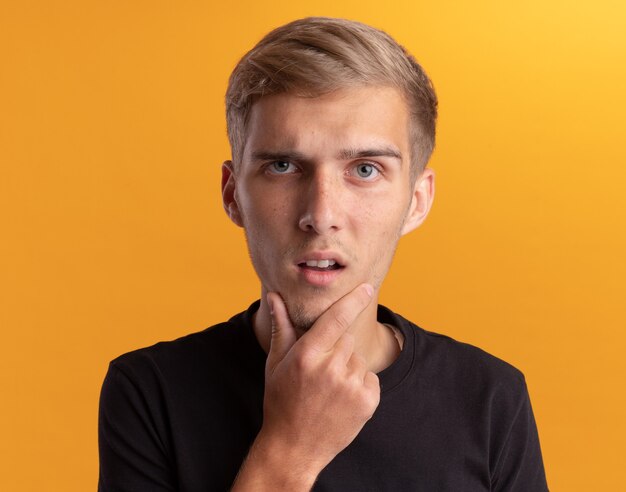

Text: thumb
xmin=266 ymin=292 xmax=297 ymax=372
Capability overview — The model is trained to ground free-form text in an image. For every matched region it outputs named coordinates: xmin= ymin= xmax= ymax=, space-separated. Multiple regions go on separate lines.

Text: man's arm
xmin=98 ymin=361 xmax=176 ymax=491
xmin=231 ymin=284 xmax=381 ymax=491
xmin=490 ymin=377 xmax=549 ymax=491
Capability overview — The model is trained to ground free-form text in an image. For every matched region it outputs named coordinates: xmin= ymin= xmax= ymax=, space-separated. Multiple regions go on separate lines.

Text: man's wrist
xmin=232 ymin=430 xmax=323 ymax=491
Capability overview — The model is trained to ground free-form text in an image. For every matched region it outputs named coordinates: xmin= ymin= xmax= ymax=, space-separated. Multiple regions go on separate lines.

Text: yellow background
xmin=1 ymin=1 xmax=624 ymax=490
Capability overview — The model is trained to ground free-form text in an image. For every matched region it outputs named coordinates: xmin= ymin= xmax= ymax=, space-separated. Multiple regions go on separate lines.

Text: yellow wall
xmin=1 ymin=1 xmax=624 ymax=490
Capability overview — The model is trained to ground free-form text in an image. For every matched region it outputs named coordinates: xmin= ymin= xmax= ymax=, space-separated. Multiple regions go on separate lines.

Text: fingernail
xmin=363 ymin=284 xmax=374 ymax=297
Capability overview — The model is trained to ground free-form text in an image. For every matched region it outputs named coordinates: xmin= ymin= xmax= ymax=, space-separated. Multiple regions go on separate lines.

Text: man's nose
xmin=298 ymin=171 xmax=343 ymax=234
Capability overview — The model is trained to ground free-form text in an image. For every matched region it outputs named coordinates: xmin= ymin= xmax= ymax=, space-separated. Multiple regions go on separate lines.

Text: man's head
xmin=225 ymin=17 xmax=437 ymax=182
xmin=222 ymin=18 xmax=437 ymax=332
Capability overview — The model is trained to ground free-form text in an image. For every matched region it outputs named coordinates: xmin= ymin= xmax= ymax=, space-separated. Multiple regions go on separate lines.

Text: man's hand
xmin=232 ymin=284 xmax=381 ymax=491
xmin=262 ymin=283 xmax=381 ymax=465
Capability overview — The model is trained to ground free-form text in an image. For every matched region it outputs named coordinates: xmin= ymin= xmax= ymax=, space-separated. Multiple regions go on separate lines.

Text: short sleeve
xmin=98 ymin=360 xmax=177 ymax=491
xmin=490 ymin=376 xmax=549 ymax=491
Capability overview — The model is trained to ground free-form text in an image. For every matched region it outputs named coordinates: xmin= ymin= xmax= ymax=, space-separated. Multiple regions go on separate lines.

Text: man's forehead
xmin=243 ymin=87 xmax=410 ymax=161
xmin=248 ymin=86 xmax=406 ymax=120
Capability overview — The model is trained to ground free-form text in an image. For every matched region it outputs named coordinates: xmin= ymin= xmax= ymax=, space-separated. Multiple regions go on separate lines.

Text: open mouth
xmin=298 ymin=259 xmax=344 ymax=271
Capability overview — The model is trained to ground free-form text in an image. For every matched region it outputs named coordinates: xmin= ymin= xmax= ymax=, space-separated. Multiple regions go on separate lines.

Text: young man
xmin=99 ymin=17 xmax=548 ymax=491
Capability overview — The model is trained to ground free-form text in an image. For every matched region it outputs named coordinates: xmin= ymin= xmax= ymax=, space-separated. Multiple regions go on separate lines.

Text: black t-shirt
xmin=98 ymin=302 xmax=548 ymax=491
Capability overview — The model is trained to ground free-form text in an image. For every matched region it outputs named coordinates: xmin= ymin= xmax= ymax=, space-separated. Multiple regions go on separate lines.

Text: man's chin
xmin=287 ymin=306 xmax=322 ymax=333
xmin=284 ymin=297 xmax=332 ymax=333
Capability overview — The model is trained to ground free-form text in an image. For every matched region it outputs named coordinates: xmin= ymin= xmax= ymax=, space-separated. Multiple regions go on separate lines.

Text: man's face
xmin=223 ymin=86 xmax=432 ymax=331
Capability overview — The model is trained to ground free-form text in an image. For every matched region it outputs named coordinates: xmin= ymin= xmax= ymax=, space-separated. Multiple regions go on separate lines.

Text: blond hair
xmin=225 ymin=17 xmax=438 ymax=179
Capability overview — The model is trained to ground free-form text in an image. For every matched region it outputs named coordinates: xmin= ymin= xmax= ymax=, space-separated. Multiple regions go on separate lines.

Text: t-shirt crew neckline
xmin=231 ymin=301 xmax=416 ymax=396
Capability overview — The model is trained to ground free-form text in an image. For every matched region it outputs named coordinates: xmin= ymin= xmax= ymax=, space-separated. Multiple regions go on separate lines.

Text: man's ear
xmin=221 ymin=160 xmax=243 ymax=227
xmin=401 ymin=167 xmax=435 ymax=236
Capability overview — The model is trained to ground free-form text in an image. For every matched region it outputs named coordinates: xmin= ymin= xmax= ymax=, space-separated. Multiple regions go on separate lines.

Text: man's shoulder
xmin=423 ymin=325 xmax=524 ymax=383
xmin=384 ymin=306 xmax=526 ymax=390
xmin=107 ymin=302 xmax=261 ymax=380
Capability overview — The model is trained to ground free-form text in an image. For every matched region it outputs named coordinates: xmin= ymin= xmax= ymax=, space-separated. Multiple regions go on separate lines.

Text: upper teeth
xmin=305 ymin=259 xmax=336 ymax=268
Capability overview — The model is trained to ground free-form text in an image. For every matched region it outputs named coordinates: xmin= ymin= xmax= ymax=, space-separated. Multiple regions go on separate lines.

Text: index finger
xmin=303 ymin=283 xmax=374 ymax=351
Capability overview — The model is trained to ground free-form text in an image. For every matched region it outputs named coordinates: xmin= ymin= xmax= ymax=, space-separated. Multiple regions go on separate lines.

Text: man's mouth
xmin=298 ymin=259 xmax=343 ymax=271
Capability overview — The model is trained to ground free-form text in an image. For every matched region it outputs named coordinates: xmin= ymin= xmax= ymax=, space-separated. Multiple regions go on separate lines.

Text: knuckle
xmin=348 ymin=353 xmax=366 ymax=375
xmin=366 ymin=372 xmax=380 ymax=391
xmin=292 ymin=347 xmax=314 ymax=372
xmin=331 ymin=312 xmax=350 ymax=332
xmin=367 ymin=371 xmax=379 ymax=384
xmin=293 ymin=356 xmax=307 ymax=374
xmin=360 ymin=388 xmax=380 ymax=416
xmin=352 ymin=353 xmax=366 ymax=368
xmin=327 ymin=366 xmax=344 ymax=387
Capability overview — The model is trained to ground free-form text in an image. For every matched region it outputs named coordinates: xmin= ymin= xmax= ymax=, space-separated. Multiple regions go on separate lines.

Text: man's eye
xmin=354 ymin=163 xmax=380 ymax=179
xmin=268 ymin=161 xmax=296 ymax=174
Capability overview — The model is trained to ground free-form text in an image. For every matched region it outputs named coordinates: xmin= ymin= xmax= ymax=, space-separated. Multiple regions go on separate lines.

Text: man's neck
xmin=252 ymin=295 xmax=403 ymax=374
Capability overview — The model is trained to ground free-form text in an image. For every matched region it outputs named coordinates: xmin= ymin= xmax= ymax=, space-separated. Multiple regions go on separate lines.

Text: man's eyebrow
xmin=337 ymin=146 xmax=403 ymax=161
xmin=251 ymin=150 xmax=309 ymax=162
xmin=250 ymin=147 xmax=403 ymax=163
